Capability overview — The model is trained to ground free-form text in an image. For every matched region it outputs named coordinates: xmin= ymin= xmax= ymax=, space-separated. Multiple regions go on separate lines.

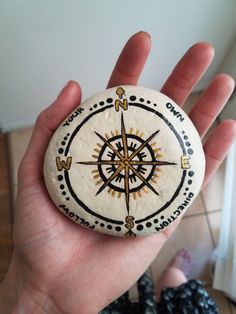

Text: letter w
xmin=56 ymin=157 xmax=72 ymax=171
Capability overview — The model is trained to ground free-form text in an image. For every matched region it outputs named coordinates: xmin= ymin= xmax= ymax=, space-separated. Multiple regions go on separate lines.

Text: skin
xmin=0 ymin=31 xmax=235 ymax=314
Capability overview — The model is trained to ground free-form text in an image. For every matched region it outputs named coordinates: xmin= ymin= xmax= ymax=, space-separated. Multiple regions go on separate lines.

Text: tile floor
xmin=1 ymin=93 xmax=235 ymax=312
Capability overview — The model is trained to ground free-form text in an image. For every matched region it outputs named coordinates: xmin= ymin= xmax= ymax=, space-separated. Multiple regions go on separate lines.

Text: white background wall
xmin=0 ymin=0 xmax=236 ymax=131
xmin=219 ymin=40 xmax=236 ymax=121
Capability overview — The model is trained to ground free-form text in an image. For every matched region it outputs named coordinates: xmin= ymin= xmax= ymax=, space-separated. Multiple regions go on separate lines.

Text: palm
xmin=15 ymin=178 xmax=166 ymax=312
xmin=13 ymin=32 xmax=235 ymax=312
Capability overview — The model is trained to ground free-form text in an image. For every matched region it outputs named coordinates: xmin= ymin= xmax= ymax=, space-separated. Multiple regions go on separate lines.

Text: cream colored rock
xmin=44 ymin=86 xmax=205 ymax=237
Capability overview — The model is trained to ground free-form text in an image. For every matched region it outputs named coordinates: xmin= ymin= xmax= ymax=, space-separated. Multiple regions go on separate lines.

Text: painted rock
xmin=44 ymin=86 xmax=205 ymax=237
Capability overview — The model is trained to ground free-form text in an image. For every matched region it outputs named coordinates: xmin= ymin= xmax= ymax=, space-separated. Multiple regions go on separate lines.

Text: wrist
xmin=0 ymin=254 xmax=100 ymax=314
xmin=0 ymin=254 xmax=55 ymax=314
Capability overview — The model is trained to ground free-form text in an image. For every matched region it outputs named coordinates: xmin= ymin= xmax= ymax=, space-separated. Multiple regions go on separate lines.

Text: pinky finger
xmin=202 ymin=119 xmax=236 ymax=188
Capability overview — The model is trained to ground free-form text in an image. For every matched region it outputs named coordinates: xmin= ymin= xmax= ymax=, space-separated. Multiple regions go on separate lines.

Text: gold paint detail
xmin=125 ymin=215 xmax=136 ymax=237
xmin=181 ymin=155 xmax=191 ymax=169
xmin=96 ymin=179 xmax=103 ymax=185
xmin=93 ymin=174 xmax=100 ymax=179
xmin=115 ymin=99 xmax=128 ymax=112
xmin=115 ymin=87 xmax=128 ymax=112
xmin=125 ymin=215 xmax=134 ymax=229
xmin=116 ymin=87 xmax=125 ymax=99
xmin=137 ymin=190 xmax=142 ymax=197
xmin=132 ymin=192 xmax=137 ymax=200
xmin=56 ymin=156 xmax=72 ymax=171
xmin=142 ymin=187 xmax=148 ymax=193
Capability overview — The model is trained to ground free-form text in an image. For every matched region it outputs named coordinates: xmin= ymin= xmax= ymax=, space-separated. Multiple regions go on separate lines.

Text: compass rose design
xmin=45 ymin=85 xmax=203 ymax=237
xmin=76 ymin=113 xmax=177 ymax=215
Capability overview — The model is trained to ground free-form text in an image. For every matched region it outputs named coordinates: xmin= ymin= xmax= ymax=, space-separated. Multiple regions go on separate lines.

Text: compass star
xmin=76 ymin=113 xmax=176 ymax=214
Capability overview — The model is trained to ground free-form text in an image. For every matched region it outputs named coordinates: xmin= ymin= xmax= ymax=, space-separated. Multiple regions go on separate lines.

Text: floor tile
xmin=207 ymin=211 xmax=222 ymax=248
xmin=184 ymin=193 xmax=205 ymax=217
xmin=206 ymin=287 xmax=232 ymax=313
xmin=7 ymin=127 xmax=33 ymax=186
xmin=202 ymin=159 xmax=226 ymax=212
xmin=150 ymin=215 xmax=214 ymax=285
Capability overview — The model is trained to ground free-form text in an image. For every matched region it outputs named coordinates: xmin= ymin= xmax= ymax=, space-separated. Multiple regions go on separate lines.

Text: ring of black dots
xmin=181 ymin=131 xmax=195 ymax=193
xmin=57 ymin=175 xmax=70 ymax=201
xmin=94 ymin=221 xmax=122 ymax=232
xmin=89 ymin=97 xmax=113 ymax=111
xmin=136 ymin=215 xmax=165 ymax=231
xmin=181 ymin=130 xmax=194 ymax=156
xmin=88 ymin=95 xmax=157 ymax=112
xmin=58 ymin=133 xmax=70 ymax=155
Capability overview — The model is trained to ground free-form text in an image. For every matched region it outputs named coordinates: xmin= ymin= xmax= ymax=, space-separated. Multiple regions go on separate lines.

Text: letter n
xmin=56 ymin=157 xmax=72 ymax=171
xmin=115 ymin=99 xmax=128 ymax=112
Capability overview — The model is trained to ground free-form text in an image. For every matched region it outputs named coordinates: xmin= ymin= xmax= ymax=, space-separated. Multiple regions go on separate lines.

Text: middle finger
xmin=161 ymin=42 xmax=214 ymax=106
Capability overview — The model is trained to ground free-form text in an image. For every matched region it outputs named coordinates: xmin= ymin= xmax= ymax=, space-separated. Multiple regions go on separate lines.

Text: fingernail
xmin=137 ymin=31 xmax=151 ymax=39
xmin=58 ymin=81 xmax=71 ymax=98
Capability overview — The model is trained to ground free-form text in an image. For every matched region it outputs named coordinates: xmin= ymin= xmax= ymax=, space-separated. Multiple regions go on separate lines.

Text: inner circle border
xmin=63 ymin=102 xmax=187 ymax=225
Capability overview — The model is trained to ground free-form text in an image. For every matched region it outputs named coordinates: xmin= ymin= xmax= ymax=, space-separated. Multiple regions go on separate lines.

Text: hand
xmin=0 ymin=31 xmax=235 ymax=314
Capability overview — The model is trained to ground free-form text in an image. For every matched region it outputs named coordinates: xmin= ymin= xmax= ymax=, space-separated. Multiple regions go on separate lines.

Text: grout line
xmin=183 ymin=211 xmax=207 ymax=219
xmin=183 ymin=208 xmax=222 ymax=219
xmin=205 ymin=209 xmax=222 ymax=214
xmin=200 ymin=193 xmax=216 ymax=249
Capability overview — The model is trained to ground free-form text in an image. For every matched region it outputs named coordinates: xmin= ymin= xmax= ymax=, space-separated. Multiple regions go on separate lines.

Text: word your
xmin=166 ymin=103 xmax=184 ymax=122
xmin=63 ymin=107 xmax=84 ymax=126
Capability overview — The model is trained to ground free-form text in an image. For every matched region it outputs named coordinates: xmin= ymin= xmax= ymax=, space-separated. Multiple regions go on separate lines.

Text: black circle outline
xmin=97 ymin=133 xmax=156 ymax=193
xmin=64 ymin=102 xmax=186 ymax=225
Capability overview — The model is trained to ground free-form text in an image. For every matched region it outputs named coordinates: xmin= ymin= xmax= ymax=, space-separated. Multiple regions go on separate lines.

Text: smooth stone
xmin=44 ymin=86 xmax=205 ymax=237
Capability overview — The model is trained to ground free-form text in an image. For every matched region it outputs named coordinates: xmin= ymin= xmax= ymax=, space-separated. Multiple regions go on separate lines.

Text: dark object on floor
xmin=100 ymin=272 xmax=219 ymax=314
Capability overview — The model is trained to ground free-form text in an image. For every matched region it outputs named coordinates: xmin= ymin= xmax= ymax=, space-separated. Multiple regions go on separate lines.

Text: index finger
xmin=107 ymin=31 xmax=151 ymax=88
